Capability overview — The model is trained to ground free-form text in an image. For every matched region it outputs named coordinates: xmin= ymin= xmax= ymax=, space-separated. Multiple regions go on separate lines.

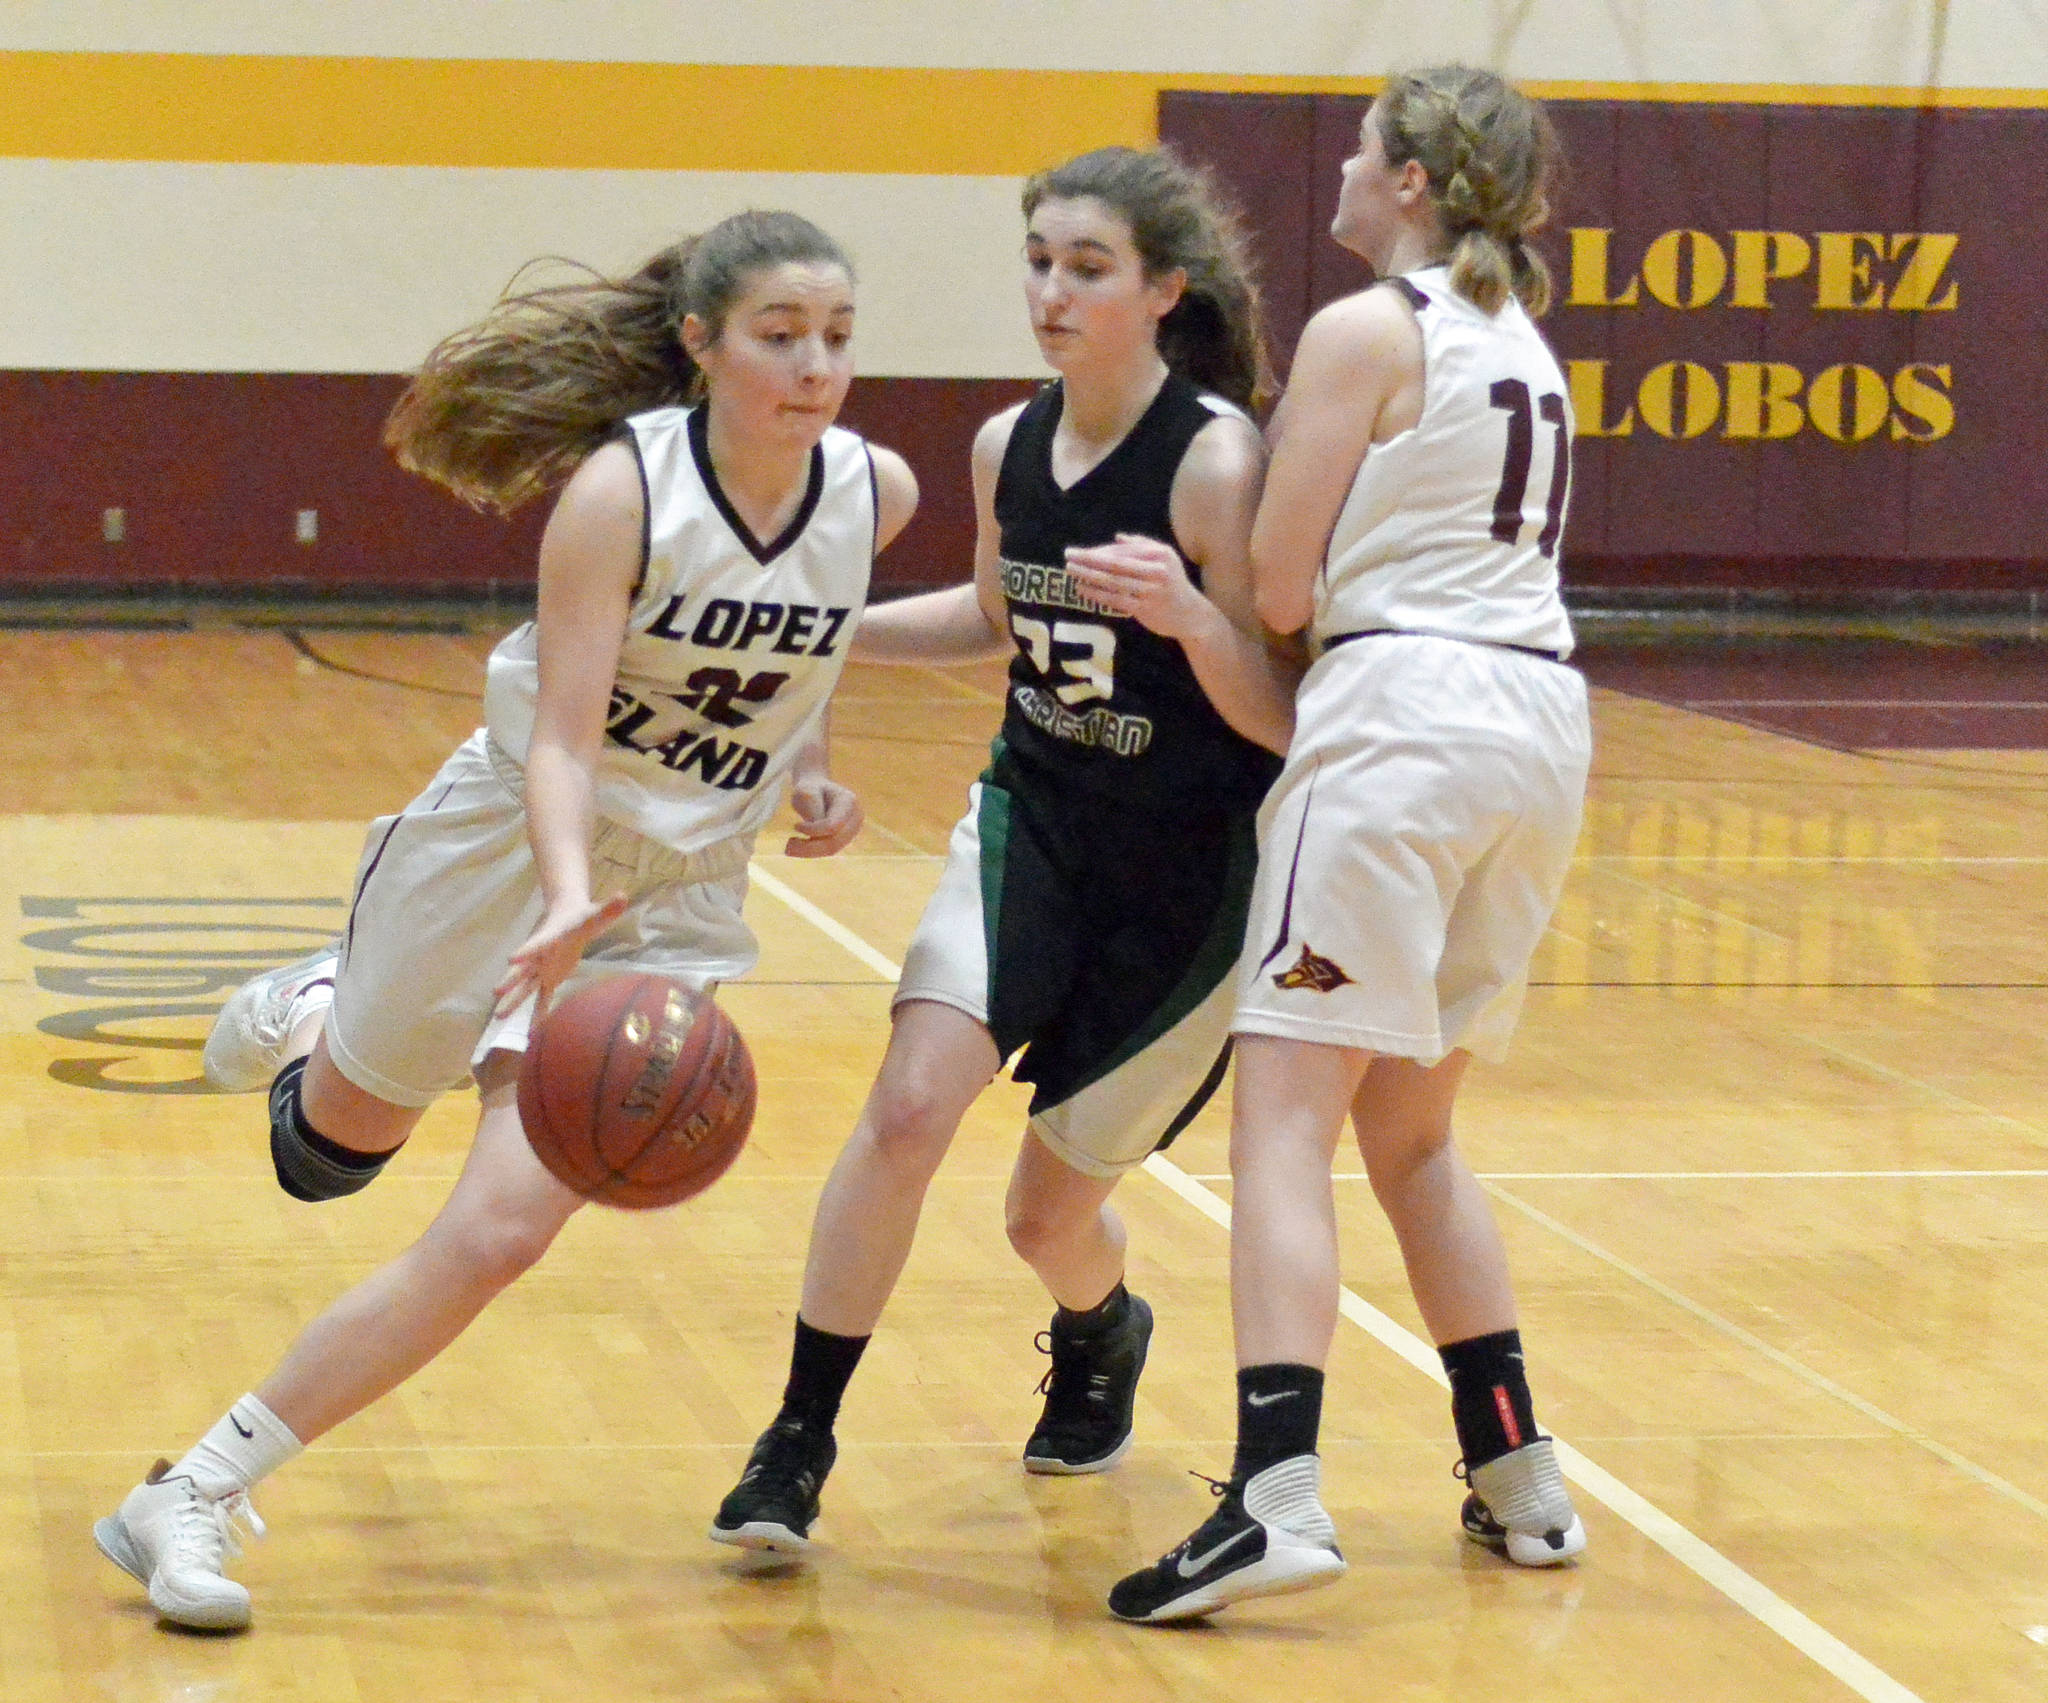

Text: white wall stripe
xmin=4 ymin=2 xmax=2033 ymax=86
xmin=750 ymin=866 xmax=1929 ymax=1703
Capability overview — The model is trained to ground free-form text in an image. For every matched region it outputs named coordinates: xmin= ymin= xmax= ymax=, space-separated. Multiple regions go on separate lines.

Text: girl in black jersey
xmin=712 ymin=148 xmax=1301 ymax=1553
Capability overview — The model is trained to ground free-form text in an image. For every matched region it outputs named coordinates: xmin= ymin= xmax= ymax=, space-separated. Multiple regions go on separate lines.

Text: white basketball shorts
xmin=1234 ymin=633 xmax=1591 ymax=1064
xmin=325 ymin=730 xmax=758 ymax=1107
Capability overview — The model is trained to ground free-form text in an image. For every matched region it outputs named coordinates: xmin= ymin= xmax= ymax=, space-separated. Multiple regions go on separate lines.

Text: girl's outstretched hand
xmin=494 ymin=893 xmax=630 ymax=1019
xmin=786 ymin=774 xmax=863 ymax=858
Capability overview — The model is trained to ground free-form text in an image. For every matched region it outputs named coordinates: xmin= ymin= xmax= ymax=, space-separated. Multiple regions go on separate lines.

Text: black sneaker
xmin=708 ymin=1419 xmax=837 ymax=1553
xmin=1107 ymin=1456 xmax=1346 ymax=1623
xmin=1023 ymin=1292 xmax=1154 ymax=1474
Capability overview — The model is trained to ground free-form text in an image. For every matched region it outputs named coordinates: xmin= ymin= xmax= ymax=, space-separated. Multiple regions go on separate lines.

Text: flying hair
xmin=384 ymin=210 xmax=853 ymax=514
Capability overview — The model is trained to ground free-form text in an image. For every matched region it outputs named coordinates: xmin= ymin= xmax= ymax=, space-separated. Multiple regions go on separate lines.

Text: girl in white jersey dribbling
xmin=1111 ymin=67 xmax=1593 ymax=1623
xmin=93 ymin=211 xmax=917 ymax=1632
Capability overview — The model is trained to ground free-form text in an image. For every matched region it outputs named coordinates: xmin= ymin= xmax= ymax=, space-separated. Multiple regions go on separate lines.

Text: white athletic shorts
xmin=326 ymin=730 xmax=758 ymax=1107
xmin=1234 ymin=633 xmax=1591 ymax=1064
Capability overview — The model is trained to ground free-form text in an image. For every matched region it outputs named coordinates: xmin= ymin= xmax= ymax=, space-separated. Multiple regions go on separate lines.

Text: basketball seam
xmin=592 ymin=974 xmax=651 ymax=1201
xmin=609 ymin=996 xmax=721 ymax=1205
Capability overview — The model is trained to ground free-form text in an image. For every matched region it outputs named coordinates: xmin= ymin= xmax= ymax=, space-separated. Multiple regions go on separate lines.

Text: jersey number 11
xmin=1488 ymin=378 xmax=1571 ymax=559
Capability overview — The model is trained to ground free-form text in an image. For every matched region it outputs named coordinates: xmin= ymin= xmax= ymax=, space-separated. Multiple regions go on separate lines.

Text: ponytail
xmin=1374 ymin=67 xmax=1560 ymax=317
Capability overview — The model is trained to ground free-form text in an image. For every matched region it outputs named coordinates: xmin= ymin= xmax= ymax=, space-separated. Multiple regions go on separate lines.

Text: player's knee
xmin=1005 ymin=1197 xmax=1069 ymax=1263
xmin=1359 ymin=1118 xmax=1454 ymax=1201
xmin=440 ymin=1210 xmax=562 ymax=1291
xmin=860 ymin=1073 xmax=962 ymax=1173
xmin=268 ymin=1058 xmax=396 ymax=1201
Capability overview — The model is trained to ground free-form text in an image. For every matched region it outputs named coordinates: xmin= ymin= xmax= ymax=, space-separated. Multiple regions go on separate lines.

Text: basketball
xmin=517 ymin=974 xmax=756 ymax=1209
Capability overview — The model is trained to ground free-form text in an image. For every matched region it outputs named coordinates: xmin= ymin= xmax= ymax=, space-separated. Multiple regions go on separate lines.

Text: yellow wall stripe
xmin=2 ymin=54 xmax=2044 ymax=173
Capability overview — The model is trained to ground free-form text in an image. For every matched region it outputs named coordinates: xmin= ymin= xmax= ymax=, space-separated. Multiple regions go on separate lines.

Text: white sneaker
xmin=1108 ymin=1455 xmax=1347 ymax=1622
xmin=1461 ymin=1438 xmax=1587 ymax=1566
xmin=202 ymin=947 xmax=339 ymax=1092
xmin=94 ymin=1458 xmax=267 ymax=1630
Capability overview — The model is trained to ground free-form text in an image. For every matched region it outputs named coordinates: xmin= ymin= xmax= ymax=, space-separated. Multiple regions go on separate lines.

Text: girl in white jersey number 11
xmin=1107 ymin=67 xmax=1594 ymax=1624
xmin=93 ymin=211 xmax=917 ymax=1632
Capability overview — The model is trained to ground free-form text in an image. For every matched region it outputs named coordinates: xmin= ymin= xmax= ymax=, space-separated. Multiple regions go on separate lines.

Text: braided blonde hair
xmin=1374 ymin=67 xmax=1561 ymax=316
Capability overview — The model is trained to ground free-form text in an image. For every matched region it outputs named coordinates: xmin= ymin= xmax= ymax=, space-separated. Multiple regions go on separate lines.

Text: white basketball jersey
xmin=1315 ymin=264 xmax=1575 ymax=658
xmin=485 ymin=404 xmax=876 ymax=852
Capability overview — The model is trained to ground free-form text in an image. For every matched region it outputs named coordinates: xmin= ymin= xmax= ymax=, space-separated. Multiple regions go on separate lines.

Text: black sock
xmin=1231 ymin=1363 xmax=1324 ymax=1483
xmin=1439 ymin=1329 xmax=1537 ymax=1470
xmin=1053 ymin=1281 xmax=1130 ymax=1337
xmin=776 ymin=1317 xmax=871 ymax=1433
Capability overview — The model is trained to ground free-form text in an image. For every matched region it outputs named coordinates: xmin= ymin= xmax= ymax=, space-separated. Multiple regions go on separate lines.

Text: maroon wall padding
xmin=1156 ymin=93 xmax=1321 ymax=382
xmin=1158 ymin=92 xmax=2048 ymax=593
xmin=839 ymin=376 xmax=1039 ymax=590
xmin=0 ymin=372 xmax=542 ymax=591
xmin=0 ymin=373 xmax=1037 ymax=598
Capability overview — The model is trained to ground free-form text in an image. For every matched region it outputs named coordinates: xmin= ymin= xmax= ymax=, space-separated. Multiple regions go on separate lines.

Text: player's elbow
xmin=1254 ymin=581 xmax=1310 ymax=636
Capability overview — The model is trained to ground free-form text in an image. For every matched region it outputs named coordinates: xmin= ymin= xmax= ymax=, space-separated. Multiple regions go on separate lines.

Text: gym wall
xmin=1 ymin=3 xmax=2041 ymax=597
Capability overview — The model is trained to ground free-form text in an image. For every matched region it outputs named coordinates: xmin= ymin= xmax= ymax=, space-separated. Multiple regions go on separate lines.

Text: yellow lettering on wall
xmin=1567 ymin=229 xmax=1640 ymax=307
xmin=1886 ymin=234 xmax=1960 ymax=310
xmin=1807 ymin=364 xmax=1891 ymax=441
xmin=1637 ymin=361 xmax=1721 ymax=439
xmin=1728 ymin=230 xmax=1812 ymax=308
xmin=1813 ymin=232 xmax=1888 ymax=309
xmin=1890 ymin=364 xmax=1956 ymax=441
xmin=1723 ymin=362 xmax=1806 ymax=439
xmin=1640 ymin=230 xmax=1727 ymax=309
xmin=1566 ymin=360 xmax=1635 ymax=437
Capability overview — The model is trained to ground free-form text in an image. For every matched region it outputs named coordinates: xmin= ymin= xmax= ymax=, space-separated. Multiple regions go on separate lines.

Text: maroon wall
xmin=1160 ymin=92 xmax=2048 ymax=594
xmin=0 ymin=373 xmax=1034 ymax=599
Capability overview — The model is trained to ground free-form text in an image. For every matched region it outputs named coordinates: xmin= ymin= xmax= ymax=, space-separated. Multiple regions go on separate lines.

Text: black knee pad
xmin=267 ymin=1057 xmax=395 ymax=1201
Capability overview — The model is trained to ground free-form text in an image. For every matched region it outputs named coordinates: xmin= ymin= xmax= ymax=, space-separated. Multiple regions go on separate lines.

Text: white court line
xmin=1189 ymin=1169 xmax=2048 ymax=1182
xmin=751 ymin=869 xmax=1928 ymax=1703
xmin=1483 ymin=1182 xmax=2048 ymax=1529
xmin=747 ymin=865 xmax=905 ymax=981
xmin=1799 ymin=1033 xmax=2048 ymax=1143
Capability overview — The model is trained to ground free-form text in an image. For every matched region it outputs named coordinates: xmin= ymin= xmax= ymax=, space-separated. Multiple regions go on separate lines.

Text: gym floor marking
xmin=749 ymin=863 xmax=1930 ymax=1703
xmin=1482 ymin=1183 xmax=2048 ymax=1526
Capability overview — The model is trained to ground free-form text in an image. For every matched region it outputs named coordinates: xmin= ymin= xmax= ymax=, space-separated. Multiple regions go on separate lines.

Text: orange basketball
xmin=517 ymin=974 xmax=756 ymax=1209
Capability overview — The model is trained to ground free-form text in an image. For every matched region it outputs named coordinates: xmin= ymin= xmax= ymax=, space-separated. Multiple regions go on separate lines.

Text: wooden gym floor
xmin=1 ymin=626 xmax=2045 ymax=1703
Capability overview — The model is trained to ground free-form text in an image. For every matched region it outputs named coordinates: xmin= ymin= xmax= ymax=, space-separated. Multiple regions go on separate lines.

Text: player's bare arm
xmin=850 ymin=408 xmax=1020 ymax=664
xmin=497 ymin=441 xmax=643 ymax=1012
xmin=1251 ymin=286 xmax=1424 ymax=634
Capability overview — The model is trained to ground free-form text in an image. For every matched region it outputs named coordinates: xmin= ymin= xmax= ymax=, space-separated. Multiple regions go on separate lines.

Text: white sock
xmin=170 ymin=1393 xmax=304 ymax=1496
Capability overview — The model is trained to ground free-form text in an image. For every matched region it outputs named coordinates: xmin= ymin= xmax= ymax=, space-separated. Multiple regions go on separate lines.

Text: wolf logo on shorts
xmin=1272 ymin=946 xmax=1354 ymax=993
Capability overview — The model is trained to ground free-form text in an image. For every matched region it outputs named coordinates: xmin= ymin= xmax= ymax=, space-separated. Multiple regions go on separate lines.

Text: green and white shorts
xmin=896 ymin=775 xmax=1260 ymax=1178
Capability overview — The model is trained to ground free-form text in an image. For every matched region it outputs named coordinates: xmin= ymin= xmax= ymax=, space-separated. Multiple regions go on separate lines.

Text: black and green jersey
xmin=990 ymin=373 xmax=1281 ymax=813
xmin=967 ymin=374 xmax=1280 ymax=1126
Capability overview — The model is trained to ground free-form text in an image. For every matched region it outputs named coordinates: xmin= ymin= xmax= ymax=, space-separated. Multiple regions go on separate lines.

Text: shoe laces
xmin=743 ymin=1422 xmax=826 ymax=1495
xmin=1158 ymin=1470 xmax=1245 ymax=1565
xmin=166 ymin=1484 xmax=266 ymax=1572
xmin=1030 ymin=1328 xmax=1116 ymax=1414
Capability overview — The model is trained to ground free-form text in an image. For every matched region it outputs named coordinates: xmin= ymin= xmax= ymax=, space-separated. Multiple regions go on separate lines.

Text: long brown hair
xmin=1021 ymin=146 xmax=1275 ymax=412
xmin=1373 ymin=67 xmax=1562 ymax=316
xmin=385 ymin=210 xmax=853 ymax=514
